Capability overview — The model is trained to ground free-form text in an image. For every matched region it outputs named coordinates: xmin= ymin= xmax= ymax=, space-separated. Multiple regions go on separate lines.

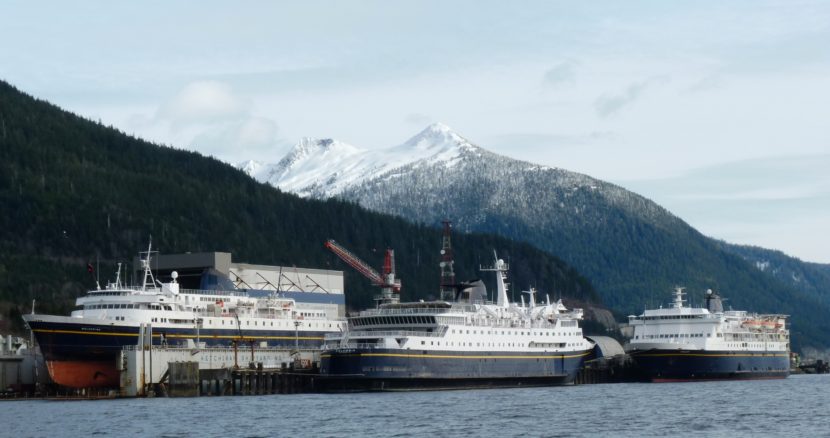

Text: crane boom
xmin=324 ymin=239 xmax=384 ymax=285
xmin=324 ymin=239 xmax=401 ymax=306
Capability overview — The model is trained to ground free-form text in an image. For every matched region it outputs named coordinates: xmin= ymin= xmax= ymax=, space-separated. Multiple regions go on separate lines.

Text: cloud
xmin=542 ymin=62 xmax=576 ymax=87
xmin=157 ymin=80 xmax=250 ymax=127
xmin=190 ymin=117 xmax=281 ymax=159
xmin=594 ymin=76 xmax=669 ymax=117
xmin=135 ymin=80 xmax=286 ymax=161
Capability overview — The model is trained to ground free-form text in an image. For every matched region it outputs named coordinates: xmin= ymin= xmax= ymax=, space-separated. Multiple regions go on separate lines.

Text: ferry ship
xmin=319 ymin=253 xmax=594 ymax=391
xmin=625 ymin=287 xmax=790 ymax=382
xmin=22 ymin=243 xmax=346 ymax=389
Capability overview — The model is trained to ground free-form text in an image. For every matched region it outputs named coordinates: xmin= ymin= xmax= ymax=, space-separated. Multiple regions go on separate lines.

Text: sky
xmin=2 ymin=1 xmax=829 ymax=263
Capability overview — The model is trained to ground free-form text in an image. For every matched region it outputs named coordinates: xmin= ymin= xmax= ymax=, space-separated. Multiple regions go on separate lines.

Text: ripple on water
xmin=4 ymin=375 xmax=829 ymax=437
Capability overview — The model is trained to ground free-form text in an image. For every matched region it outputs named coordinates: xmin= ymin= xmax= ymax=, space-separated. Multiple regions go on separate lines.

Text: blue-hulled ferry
xmin=625 ymin=287 xmax=790 ymax=382
xmin=318 ymin=253 xmax=594 ymax=391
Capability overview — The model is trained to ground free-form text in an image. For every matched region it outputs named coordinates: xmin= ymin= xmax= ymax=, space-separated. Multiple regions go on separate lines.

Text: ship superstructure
xmin=23 ymin=242 xmax=346 ymax=389
xmin=625 ymin=287 xmax=790 ymax=381
xmin=319 ymin=252 xmax=593 ymax=391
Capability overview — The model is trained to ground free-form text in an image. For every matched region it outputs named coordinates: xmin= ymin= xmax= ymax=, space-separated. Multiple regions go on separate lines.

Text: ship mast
xmin=439 ymin=219 xmax=456 ymax=301
xmin=140 ymin=238 xmax=157 ymax=291
xmin=672 ymin=286 xmax=686 ymax=309
xmin=481 ymin=251 xmax=509 ymax=308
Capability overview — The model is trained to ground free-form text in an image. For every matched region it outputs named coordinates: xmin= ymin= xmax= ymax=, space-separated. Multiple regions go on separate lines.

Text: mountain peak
xmin=400 ymin=122 xmax=476 ymax=154
xmin=423 ymin=122 xmax=453 ymax=134
xmin=293 ymin=137 xmax=361 ymax=155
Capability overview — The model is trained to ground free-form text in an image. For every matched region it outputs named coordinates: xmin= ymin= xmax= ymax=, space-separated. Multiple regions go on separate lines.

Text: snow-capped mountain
xmin=238 ymin=123 xmax=829 ymax=324
xmin=239 ymin=122 xmax=674 ymax=235
xmin=241 ymin=123 xmax=478 ymax=198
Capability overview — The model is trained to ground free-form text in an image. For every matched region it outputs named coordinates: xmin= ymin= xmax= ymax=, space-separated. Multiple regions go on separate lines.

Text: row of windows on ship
xmin=86 ymin=303 xmax=326 ymax=320
xmin=417 ymin=339 xmax=581 ymax=348
xmin=722 ymin=342 xmax=787 ymax=349
xmin=354 ymin=316 xmax=579 ymax=328
xmin=449 ymin=328 xmax=580 ymax=337
xmin=635 ymin=333 xmax=710 ymax=340
xmin=636 ymin=314 xmax=711 ymax=320
xmin=86 ymin=304 xmax=173 ymax=311
xmin=635 ymin=332 xmax=787 ymax=340
xmin=145 ymin=317 xmax=338 ymax=328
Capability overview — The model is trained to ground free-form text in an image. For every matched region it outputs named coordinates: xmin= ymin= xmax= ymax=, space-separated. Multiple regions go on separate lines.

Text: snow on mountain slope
xmin=237 ymin=122 xmax=674 ymax=230
xmin=239 ymin=123 xmax=477 ymax=198
xmin=235 ymin=122 xmax=830 ymax=348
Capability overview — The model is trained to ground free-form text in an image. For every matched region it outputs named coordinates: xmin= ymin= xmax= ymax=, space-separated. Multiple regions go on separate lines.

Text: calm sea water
xmin=2 ymin=375 xmax=828 ymax=437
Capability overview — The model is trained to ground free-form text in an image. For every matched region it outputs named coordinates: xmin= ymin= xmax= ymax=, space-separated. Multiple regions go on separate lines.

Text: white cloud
xmin=157 ymin=80 xmax=250 ymax=127
xmin=130 ymin=81 xmax=287 ymax=161
xmin=190 ymin=117 xmax=281 ymax=158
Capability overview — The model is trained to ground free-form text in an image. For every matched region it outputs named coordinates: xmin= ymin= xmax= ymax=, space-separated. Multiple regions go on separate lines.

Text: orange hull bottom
xmin=46 ymin=360 xmax=119 ymax=388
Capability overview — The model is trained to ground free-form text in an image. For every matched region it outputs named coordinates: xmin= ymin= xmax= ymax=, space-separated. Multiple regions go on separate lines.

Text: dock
xmin=120 ymin=345 xmax=319 ymax=397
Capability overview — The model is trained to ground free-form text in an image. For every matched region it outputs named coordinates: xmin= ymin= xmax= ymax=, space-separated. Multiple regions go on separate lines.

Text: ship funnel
xmin=705 ymin=289 xmax=724 ymax=313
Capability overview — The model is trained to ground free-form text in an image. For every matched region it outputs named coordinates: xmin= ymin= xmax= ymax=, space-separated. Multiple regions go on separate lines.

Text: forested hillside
xmin=0 ymin=81 xmax=598 ymax=333
xmin=716 ymin=241 xmax=830 ymax=306
xmin=329 ymin=138 xmax=830 ymax=351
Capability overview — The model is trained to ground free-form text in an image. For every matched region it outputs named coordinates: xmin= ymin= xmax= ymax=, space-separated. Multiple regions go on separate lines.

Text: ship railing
xmin=356 ymin=307 xmax=455 ymax=316
xmin=87 ymin=286 xmax=252 ymax=298
xmin=330 ymin=342 xmax=388 ymax=350
xmin=88 ymin=286 xmax=159 ymax=294
xmin=323 ymin=329 xmax=445 ymax=341
xmin=178 ymin=288 xmax=251 ymax=297
xmin=121 ymin=345 xmax=303 ymax=353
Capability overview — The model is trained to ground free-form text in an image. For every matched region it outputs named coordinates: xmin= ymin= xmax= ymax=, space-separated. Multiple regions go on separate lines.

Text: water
xmin=2 ymin=375 xmax=828 ymax=437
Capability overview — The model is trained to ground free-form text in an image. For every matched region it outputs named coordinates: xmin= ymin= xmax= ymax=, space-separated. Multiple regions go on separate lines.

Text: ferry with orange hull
xmin=23 ymin=242 xmax=346 ymax=389
xmin=46 ymin=360 xmax=119 ymax=389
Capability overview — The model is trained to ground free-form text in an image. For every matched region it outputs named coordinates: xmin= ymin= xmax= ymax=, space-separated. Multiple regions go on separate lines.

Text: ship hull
xmin=318 ymin=347 xmax=591 ymax=392
xmin=25 ymin=315 xmax=331 ymax=388
xmin=628 ymin=349 xmax=790 ymax=382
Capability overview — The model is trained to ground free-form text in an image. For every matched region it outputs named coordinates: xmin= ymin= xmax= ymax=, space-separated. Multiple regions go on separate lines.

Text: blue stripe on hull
xmin=629 ymin=349 xmax=790 ymax=381
xmin=319 ymin=348 xmax=590 ymax=391
xmin=27 ymin=320 xmax=330 ymax=361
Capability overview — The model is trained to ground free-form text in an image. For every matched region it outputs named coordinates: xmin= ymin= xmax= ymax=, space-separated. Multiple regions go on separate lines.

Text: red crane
xmin=324 ymin=239 xmax=401 ymax=305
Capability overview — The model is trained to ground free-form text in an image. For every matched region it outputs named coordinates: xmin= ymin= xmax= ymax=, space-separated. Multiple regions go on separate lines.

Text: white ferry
xmin=319 ymin=253 xmax=594 ymax=391
xmin=625 ymin=287 xmax=790 ymax=382
xmin=22 ymin=242 xmax=346 ymax=388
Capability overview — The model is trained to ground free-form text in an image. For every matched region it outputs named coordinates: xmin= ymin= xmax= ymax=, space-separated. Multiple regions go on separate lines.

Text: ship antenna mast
xmin=673 ymin=286 xmax=686 ymax=309
xmin=480 ymin=250 xmax=509 ymax=308
xmin=140 ymin=237 xmax=157 ymax=291
xmin=115 ymin=262 xmax=122 ymax=288
xmin=439 ymin=219 xmax=456 ymax=301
